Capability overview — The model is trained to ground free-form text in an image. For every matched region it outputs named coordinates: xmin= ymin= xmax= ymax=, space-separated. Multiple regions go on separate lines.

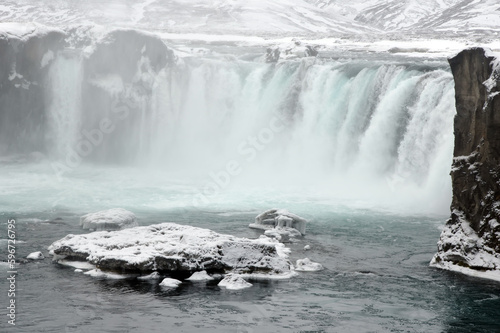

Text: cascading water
xmin=39 ymin=50 xmax=455 ymax=213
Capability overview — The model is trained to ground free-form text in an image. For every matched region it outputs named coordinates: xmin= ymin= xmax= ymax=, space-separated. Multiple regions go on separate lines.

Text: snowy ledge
xmin=48 ymin=222 xmax=293 ymax=278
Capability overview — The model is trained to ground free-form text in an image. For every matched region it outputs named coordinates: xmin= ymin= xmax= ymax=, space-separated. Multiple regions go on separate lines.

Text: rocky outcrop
xmin=431 ymin=48 xmax=500 ymax=281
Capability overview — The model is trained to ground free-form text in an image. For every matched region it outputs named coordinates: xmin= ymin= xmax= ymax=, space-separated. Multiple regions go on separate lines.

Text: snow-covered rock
xmin=304 ymin=245 xmax=311 ymax=251
xmin=27 ymin=251 xmax=44 ymax=260
xmin=250 ymin=208 xmax=308 ymax=235
xmin=186 ymin=270 xmax=214 ymax=281
xmin=218 ymin=274 xmax=252 ymax=290
xmin=295 ymin=258 xmax=323 ymax=272
xmin=160 ymin=278 xmax=182 ymax=288
xmin=49 ymin=223 xmax=292 ymax=278
xmin=265 ymin=40 xmax=319 ymax=62
xmin=79 ymin=208 xmax=138 ymax=231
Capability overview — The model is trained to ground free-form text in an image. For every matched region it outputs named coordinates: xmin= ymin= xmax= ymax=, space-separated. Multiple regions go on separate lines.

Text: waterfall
xmin=35 ymin=42 xmax=456 ymax=213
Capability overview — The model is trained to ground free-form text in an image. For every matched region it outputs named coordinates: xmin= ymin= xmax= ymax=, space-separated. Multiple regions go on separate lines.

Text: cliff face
xmin=431 ymin=48 xmax=500 ymax=280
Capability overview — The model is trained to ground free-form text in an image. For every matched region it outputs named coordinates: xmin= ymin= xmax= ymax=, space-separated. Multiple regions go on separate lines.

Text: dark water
xmin=1 ymin=208 xmax=500 ymax=333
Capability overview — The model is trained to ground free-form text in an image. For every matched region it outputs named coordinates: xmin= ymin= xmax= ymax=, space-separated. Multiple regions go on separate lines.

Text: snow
xmin=26 ymin=251 xmax=44 ymax=260
xmin=295 ymin=258 xmax=323 ymax=272
xmin=186 ymin=270 xmax=214 ymax=281
xmin=49 ymin=222 xmax=292 ymax=278
xmin=218 ymin=274 xmax=253 ymax=290
xmin=79 ymin=208 xmax=138 ymax=231
xmin=159 ymin=278 xmax=182 ymax=288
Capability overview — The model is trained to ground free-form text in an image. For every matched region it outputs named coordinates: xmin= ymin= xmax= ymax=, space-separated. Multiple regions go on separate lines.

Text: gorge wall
xmin=431 ymin=48 xmax=500 ymax=281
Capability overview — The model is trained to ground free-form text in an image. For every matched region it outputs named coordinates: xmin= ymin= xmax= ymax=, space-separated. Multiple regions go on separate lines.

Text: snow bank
xmin=49 ymin=222 xmax=292 ymax=278
xmin=79 ymin=208 xmax=138 ymax=231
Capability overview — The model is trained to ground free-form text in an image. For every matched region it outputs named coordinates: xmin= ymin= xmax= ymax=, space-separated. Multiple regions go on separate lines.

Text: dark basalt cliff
xmin=431 ymin=48 xmax=500 ymax=277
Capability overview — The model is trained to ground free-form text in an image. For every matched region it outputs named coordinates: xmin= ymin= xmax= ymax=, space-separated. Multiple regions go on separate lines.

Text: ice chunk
xmin=49 ymin=222 xmax=292 ymax=278
xmin=84 ymin=268 xmax=137 ymax=279
xmin=138 ymin=272 xmax=162 ymax=280
xmin=186 ymin=270 xmax=214 ymax=281
xmin=304 ymin=245 xmax=311 ymax=251
xmin=295 ymin=258 xmax=323 ymax=272
xmin=74 ymin=269 xmax=83 ymax=273
xmin=27 ymin=251 xmax=44 ymax=260
xmin=250 ymin=208 xmax=308 ymax=235
xmin=160 ymin=278 xmax=182 ymax=288
xmin=264 ymin=227 xmax=302 ymax=242
xmin=80 ymin=208 xmax=138 ymax=231
xmin=218 ymin=274 xmax=252 ymax=290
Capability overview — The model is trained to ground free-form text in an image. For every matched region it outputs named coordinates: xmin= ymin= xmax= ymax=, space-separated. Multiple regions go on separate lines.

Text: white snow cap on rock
xmin=295 ymin=258 xmax=323 ymax=272
xmin=80 ymin=208 xmax=138 ymax=231
xmin=250 ymin=208 xmax=308 ymax=235
xmin=27 ymin=251 xmax=44 ymax=260
xmin=218 ymin=274 xmax=252 ymax=290
xmin=160 ymin=278 xmax=182 ymax=288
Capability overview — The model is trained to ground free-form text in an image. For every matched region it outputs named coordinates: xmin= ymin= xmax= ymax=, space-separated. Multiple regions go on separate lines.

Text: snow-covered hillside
xmin=0 ymin=0 xmax=499 ymax=38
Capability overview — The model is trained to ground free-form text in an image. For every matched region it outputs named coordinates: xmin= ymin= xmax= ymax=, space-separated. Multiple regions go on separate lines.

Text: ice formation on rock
xmin=80 ymin=208 xmax=138 ymax=231
xmin=49 ymin=223 xmax=292 ymax=278
xmin=249 ymin=209 xmax=308 ymax=236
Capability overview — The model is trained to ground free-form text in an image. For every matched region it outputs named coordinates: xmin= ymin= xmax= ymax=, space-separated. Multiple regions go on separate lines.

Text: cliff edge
xmin=431 ymin=48 xmax=500 ymax=281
